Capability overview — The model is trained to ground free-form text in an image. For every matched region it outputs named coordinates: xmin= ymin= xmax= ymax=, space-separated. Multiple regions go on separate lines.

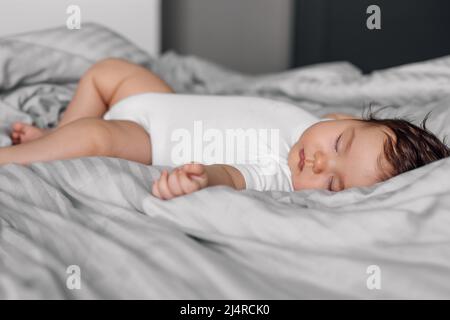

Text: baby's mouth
xmin=298 ymin=148 xmax=305 ymax=171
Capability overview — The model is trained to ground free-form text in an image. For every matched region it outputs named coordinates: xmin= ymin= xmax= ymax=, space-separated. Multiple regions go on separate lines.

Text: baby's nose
xmin=310 ymin=151 xmax=329 ymax=174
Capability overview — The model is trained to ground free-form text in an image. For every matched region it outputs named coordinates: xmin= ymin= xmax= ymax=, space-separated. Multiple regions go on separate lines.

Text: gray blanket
xmin=1 ymin=23 xmax=450 ymax=299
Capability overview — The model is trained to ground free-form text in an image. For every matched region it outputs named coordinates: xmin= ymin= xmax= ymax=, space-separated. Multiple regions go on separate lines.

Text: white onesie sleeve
xmin=231 ymin=161 xmax=293 ymax=192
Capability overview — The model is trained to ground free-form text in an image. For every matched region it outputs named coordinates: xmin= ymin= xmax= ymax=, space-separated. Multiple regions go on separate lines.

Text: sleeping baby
xmin=6 ymin=58 xmax=450 ymax=199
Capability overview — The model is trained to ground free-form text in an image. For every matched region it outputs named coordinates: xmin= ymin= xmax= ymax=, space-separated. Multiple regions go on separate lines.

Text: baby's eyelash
xmin=335 ymin=133 xmax=343 ymax=152
xmin=329 ymin=133 xmax=343 ymax=191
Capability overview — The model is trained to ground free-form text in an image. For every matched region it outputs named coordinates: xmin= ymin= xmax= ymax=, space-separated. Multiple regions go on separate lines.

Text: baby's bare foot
xmin=10 ymin=122 xmax=50 ymax=145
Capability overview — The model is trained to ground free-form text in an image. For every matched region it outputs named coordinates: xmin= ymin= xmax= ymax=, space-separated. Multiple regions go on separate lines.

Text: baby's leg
xmin=11 ymin=58 xmax=172 ymax=144
xmin=1 ymin=118 xmax=151 ymax=166
xmin=59 ymin=58 xmax=173 ymax=126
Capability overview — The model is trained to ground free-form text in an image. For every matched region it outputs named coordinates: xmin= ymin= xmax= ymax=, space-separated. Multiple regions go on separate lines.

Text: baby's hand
xmin=151 ymin=163 xmax=208 ymax=200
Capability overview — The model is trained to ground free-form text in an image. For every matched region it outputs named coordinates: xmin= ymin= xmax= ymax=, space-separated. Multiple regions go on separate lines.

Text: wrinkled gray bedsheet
xmin=0 ymin=23 xmax=449 ymax=299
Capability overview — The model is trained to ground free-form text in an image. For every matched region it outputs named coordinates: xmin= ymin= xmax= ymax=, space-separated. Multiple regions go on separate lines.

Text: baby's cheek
xmin=292 ymin=174 xmax=323 ymax=191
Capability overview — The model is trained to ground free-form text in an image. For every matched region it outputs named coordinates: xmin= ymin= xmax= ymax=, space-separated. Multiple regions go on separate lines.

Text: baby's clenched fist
xmin=151 ymin=163 xmax=208 ymax=200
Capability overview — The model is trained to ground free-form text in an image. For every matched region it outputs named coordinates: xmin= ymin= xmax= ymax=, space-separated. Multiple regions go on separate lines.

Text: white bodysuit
xmin=103 ymin=93 xmax=330 ymax=192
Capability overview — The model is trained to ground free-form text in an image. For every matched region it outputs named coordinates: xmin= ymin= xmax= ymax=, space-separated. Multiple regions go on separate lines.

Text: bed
xmin=0 ymin=23 xmax=450 ymax=299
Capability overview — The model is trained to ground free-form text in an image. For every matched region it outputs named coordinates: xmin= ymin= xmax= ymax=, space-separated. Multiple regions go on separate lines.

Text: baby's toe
xmin=12 ymin=122 xmax=26 ymax=132
xmin=11 ymin=134 xmax=21 ymax=145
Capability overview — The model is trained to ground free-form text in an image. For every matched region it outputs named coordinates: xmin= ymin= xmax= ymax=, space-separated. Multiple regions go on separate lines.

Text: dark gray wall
xmin=293 ymin=0 xmax=450 ymax=73
xmin=162 ymin=0 xmax=294 ymax=74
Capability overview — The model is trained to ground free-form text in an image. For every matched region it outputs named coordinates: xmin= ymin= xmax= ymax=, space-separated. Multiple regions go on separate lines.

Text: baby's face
xmin=288 ymin=119 xmax=394 ymax=192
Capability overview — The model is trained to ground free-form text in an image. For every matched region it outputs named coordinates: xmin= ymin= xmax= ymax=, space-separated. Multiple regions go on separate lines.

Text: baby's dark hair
xmin=356 ymin=104 xmax=450 ymax=182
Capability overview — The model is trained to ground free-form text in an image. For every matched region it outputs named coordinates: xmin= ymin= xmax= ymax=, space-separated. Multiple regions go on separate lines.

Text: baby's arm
xmin=151 ymin=163 xmax=245 ymax=200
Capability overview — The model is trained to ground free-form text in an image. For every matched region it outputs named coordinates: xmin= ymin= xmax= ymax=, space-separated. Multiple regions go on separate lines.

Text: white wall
xmin=0 ymin=0 xmax=161 ymax=55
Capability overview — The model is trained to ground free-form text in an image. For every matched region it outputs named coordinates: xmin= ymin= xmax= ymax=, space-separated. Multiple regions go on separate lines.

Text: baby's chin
xmin=287 ymin=142 xmax=301 ymax=167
